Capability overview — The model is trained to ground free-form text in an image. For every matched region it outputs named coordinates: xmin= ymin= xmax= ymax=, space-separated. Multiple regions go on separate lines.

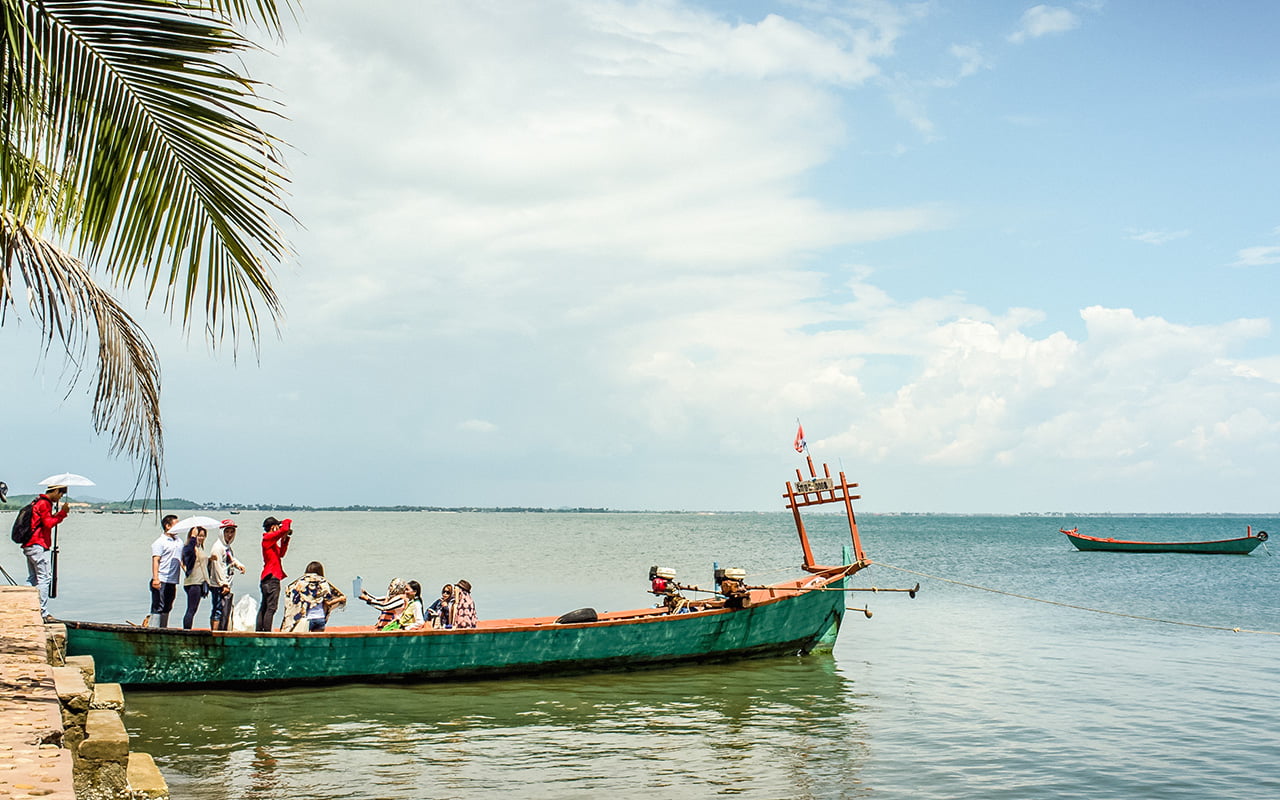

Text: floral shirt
xmin=280 ymin=573 xmax=346 ymax=633
xmin=452 ymin=586 xmax=477 ymax=629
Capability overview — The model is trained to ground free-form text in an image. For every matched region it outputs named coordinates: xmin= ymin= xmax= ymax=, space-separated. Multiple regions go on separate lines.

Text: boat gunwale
xmin=62 ymin=565 xmax=860 ymax=640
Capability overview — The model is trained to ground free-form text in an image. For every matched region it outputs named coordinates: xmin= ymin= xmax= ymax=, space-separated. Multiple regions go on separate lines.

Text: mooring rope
xmin=871 ymin=561 xmax=1280 ymax=636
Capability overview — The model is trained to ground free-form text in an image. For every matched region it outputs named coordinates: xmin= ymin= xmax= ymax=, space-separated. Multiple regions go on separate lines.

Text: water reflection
xmin=127 ymin=656 xmax=871 ymax=799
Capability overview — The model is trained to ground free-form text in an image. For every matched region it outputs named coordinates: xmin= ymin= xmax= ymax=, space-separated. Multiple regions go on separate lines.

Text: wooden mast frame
xmin=783 ymin=454 xmax=866 ymax=573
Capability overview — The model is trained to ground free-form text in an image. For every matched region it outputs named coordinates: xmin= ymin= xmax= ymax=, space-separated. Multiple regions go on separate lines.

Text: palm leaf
xmin=1 ymin=209 xmax=163 ymax=492
xmin=7 ymin=0 xmax=294 ymax=343
xmin=1 ymin=0 xmax=293 ymax=491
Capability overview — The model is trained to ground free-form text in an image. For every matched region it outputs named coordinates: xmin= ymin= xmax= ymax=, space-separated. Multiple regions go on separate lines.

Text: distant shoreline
xmin=0 ymin=497 xmax=1272 ymax=516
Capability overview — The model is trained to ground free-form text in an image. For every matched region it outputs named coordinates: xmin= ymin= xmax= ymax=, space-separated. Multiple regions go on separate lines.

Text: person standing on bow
xmin=256 ymin=516 xmax=292 ymax=631
xmin=207 ymin=519 xmax=247 ymax=631
xmin=180 ymin=527 xmax=210 ymax=629
xmin=23 ymin=483 xmax=69 ymax=621
xmin=147 ymin=514 xmax=183 ymax=627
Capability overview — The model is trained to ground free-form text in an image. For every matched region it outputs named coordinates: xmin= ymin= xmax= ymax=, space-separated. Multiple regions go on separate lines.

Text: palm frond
xmin=198 ymin=0 xmax=299 ymax=39
xmin=1 ymin=209 xmax=163 ymax=492
xmin=0 ymin=0 xmax=293 ymax=491
xmin=7 ymin=0 xmax=294 ymax=346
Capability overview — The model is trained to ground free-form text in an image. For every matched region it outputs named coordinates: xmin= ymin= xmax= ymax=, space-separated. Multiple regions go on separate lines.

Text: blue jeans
xmin=150 ymin=582 xmax=177 ymax=627
xmin=308 ymin=618 xmax=327 ymax=632
xmin=23 ymin=545 xmax=50 ymax=616
xmin=210 ymin=587 xmax=232 ymax=627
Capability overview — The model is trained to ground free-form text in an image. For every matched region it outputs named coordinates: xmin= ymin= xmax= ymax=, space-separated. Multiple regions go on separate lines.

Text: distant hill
xmin=0 ymin=495 xmax=617 ymax=513
xmin=0 ymin=496 xmax=205 ymax=511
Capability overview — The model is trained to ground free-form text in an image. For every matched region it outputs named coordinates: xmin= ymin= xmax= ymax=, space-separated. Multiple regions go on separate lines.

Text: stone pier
xmin=0 ymin=586 xmax=168 ymax=799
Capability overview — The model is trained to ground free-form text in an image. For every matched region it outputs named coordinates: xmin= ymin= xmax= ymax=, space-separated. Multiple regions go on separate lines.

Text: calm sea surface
xmin=15 ymin=511 xmax=1280 ymax=799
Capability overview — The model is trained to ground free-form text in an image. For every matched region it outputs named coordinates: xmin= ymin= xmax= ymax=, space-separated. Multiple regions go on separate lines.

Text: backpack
xmin=10 ymin=501 xmax=36 ymax=546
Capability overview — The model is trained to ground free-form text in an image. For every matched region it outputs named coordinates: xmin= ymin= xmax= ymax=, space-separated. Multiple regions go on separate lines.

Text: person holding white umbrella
xmin=146 ymin=514 xmax=223 ymax=627
xmin=22 ymin=481 xmax=71 ymax=620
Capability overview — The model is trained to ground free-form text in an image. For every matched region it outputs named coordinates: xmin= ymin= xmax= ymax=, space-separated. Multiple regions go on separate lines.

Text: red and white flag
xmin=793 ymin=423 xmax=807 ymax=454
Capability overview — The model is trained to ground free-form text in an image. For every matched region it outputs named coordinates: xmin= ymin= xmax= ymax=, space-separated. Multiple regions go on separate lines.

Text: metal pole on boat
xmin=49 ymin=524 xmax=59 ymax=599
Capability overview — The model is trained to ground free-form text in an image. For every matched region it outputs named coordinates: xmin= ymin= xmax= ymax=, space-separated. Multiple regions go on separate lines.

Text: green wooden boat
xmin=1060 ymin=527 xmax=1268 ymax=555
xmin=65 ymin=459 xmax=887 ymax=687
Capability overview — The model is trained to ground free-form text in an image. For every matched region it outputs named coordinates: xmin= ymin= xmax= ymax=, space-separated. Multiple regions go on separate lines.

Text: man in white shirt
xmin=146 ymin=515 xmax=184 ymax=627
xmin=207 ymin=519 xmax=248 ymax=630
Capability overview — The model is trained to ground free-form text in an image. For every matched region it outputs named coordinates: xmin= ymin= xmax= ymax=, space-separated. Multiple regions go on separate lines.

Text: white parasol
xmin=38 ymin=472 xmax=95 ymax=488
xmin=169 ymin=516 xmax=223 ymax=535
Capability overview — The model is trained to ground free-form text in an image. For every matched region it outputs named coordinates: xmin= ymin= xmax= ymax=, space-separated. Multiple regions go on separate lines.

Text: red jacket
xmin=260 ymin=519 xmax=293 ymax=580
xmin=27 ymin=494 xmax=68 ymax=550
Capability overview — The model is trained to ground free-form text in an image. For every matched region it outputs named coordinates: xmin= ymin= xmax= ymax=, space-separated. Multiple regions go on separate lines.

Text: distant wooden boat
xmin=63 ymin=458 xmax=907 ymax=687
xmin=1060 ymin=526 xmax=1269 ymax=555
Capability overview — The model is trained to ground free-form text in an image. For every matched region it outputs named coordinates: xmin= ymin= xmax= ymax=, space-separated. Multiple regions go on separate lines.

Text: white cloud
xmin=1232 ymin=245 xmax=1280 ymax=267
xmin=42 ymin=0 xmax=1264 ymax=513
xmin=576 ymin=8 xmax=891 ymax=85
xmin=255 ymin=0 xmax=943 ymax=346
xmin=810 ymin=304 xmax=1277 ymax=480
xmin=949 ymin=44 xmax=991 ymax=80
xmin=1008 ymin=5 xmax=1081 ymax=44
xmin=1128 ymin=229 xmax=1190 ymax=245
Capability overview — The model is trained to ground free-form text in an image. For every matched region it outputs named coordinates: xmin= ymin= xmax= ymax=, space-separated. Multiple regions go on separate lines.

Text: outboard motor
xmin=716 ymin=567 xmax=750 ymax=609
xmin=648 ymin=567 xmax=688 ymax=613
xmin=649 ymin=566 xmax=676 ymax=595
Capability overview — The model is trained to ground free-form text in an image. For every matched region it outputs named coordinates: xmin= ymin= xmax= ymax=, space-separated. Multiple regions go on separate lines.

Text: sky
xmin=6 ymin=0 xmax=1280 ymax=512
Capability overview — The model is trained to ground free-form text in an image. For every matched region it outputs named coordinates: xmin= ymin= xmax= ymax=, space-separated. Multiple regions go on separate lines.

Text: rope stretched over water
xmin=871 ymin=561 xmax=1280 ymax=636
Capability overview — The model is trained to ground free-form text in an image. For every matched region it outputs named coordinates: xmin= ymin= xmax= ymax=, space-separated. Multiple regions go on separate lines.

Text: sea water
xmin=20 ymin=511 xmax=1280 ymax=799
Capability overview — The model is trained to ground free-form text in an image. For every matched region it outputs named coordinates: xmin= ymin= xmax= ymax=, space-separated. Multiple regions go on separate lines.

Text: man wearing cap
xmin=256 ymin=516 xmax=293 ymax=631
xmin=24 ymin=484 xmax=69 ymax=620
xmin=208 ymin=519 xmax=248 ymax=630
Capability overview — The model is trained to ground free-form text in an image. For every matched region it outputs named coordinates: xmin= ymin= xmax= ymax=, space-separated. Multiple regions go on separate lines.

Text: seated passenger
xmin=451 ymin=579 xmax=477 ymax=629
xmin=359 ymin=578 xmax=408 ymax=630
xmin=382 ymin=580 xmax=426 ymax=631
xmin=426 ymin=584 xmax=453 ymax=629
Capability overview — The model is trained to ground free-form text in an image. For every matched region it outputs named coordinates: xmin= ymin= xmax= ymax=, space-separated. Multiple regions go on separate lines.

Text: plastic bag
xmin=231 ymin=593 xmax=258 ymax=632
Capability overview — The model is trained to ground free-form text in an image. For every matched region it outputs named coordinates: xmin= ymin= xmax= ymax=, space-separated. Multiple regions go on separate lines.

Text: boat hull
xmin=64 ymin=577 xmax=848 ymax=687
xmin=1062 ymin=530 xmax=1265 ymax=555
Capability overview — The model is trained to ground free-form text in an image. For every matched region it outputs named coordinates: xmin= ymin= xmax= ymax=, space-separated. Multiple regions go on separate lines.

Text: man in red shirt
xmin=255 ymin=516 xmax=293 ymax=631
xmin=24 ymin=483 xmax=69 ymax=620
